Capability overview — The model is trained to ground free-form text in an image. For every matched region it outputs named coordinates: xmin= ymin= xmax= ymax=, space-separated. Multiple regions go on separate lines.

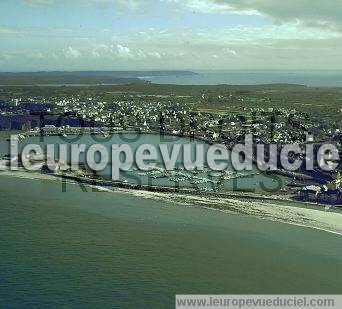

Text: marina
xmin=0 ymin=133 xmax=290 ymax=194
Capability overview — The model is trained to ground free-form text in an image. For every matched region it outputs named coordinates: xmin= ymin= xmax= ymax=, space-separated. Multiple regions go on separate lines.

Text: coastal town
xmin=0 ymin=83 xmax=341 ymax=205
xmin=2 ymin=1 xmax=342 ymax=304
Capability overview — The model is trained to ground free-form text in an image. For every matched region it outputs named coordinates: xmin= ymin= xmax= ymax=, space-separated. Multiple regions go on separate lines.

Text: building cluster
xmin=0 ymin=91 xmax=340 ymax=204
xmin=298 ymin=172 xmax=341 ymax=204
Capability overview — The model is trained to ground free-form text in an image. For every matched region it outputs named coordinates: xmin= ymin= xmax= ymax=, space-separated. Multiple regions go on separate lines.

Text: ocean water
xmin=0 ymin=176 xmax=342 ymax=308
xmin=145 ymin=70 xmax=342 ymax=87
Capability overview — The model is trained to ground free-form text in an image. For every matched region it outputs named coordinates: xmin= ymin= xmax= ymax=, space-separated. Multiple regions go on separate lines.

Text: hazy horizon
xmin=3 ymin=69 xmax=342 ymax=73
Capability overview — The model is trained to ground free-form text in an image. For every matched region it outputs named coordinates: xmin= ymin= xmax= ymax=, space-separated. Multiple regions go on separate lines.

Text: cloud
xmin=18 ymin=0 xmax=342 ymax=34
xmin=63 ymin=47 xmax=81 ymax=59
xmin=21 ymin=0 xmax=140 ymax=10
xmin=148 ymin=51 xmax=162 ymax=59
xmin=3 ymin=1 xmax=342 ymax=70
xmin=91 ymin=44 xmax=108 ymax=58
xmin=22 ymin=0 xmax=55 ymax=7
xmin=72 ymin=0 xmax=141 ymax=11
xmin=223 ymin=48 xmax=237 ymax=56
xmin=27 ymin=51 xmax=44 ymax=59
xmin=115 ymin=44 xmax=134 ymax=58
xmin=0 ymin=26 xmax=26 ymax=36
xmin=90 ymin=42 xmax=164 ymax=60
xmin=162 ymin=0 xmax=258 ymax=15
xmin=113 ymin=0 xmax=140 ymax=9
xmin=166 ymin=0 xmax=342 ymax=31
xmin=0 ymin=53 xmax=16 ymax=61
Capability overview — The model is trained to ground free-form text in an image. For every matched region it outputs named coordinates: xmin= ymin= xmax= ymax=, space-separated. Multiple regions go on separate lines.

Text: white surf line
xmin=1 ymin=171 xmax=342 ymax=236
xmin=115 ymin=188 xmax=342 ymax=236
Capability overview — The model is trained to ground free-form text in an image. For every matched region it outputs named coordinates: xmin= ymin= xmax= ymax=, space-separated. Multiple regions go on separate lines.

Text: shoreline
xmin=4 ymin=130 xmax=330 ymax=186
xmin=1 ymin=169 xmax=342 ymax=236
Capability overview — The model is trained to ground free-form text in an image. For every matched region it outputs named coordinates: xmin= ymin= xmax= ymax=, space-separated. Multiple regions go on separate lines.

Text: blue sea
xmin=145 ymin=70 xmax=342 ymax=87
xmin=0 ymin=175 xmax=342 ymax=308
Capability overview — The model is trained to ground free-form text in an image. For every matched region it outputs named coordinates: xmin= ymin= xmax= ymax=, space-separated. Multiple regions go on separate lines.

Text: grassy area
xmin=1 ymin=83 xmax=341 ymax=125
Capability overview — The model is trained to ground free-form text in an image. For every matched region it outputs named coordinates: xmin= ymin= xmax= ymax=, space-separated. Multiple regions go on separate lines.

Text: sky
xmin=1 ymin=0 xmax=342 ymax=71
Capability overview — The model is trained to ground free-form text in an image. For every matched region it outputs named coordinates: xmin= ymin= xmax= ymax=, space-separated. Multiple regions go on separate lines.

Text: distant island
xmin=0 ymin=71 xmax=198 ymax=86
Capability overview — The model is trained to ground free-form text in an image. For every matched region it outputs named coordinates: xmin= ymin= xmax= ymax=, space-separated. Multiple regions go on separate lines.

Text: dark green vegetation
xmin=0 ymin=82 xmax=340 ymax=201
xmin=0 ymin=82 xmax=339 ymax=107
xmin=1 ymin=82 xmax=341 ymax=124
xmin=0 ymin=71 xmax=196 ymax=85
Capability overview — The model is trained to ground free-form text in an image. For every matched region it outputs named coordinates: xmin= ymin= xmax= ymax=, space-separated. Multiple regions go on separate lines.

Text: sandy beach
xmin=1 ymin=169 xmax=342 ymax=236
